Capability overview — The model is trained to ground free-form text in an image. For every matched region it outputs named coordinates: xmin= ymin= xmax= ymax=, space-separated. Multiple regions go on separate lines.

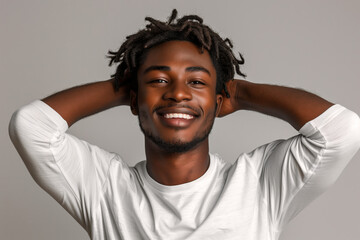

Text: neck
xmin=144 ymin=138 xmax=210 ymax=186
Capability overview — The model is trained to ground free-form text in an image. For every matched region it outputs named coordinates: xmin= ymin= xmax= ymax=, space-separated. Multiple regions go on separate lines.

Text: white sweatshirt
xmin=9 ymin=101 xmax=360 ymax=240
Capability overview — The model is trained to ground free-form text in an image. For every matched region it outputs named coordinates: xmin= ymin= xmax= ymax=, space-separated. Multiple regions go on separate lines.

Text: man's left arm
xmin=219 ymin=79 xmax=360 ymax=231
xmin=218 ymin=79 xmax=333 ymax=130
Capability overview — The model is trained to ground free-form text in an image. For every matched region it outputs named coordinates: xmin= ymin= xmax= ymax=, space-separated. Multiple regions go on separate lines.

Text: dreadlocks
xmin=107 ymin=9 xmax=246 ymax=97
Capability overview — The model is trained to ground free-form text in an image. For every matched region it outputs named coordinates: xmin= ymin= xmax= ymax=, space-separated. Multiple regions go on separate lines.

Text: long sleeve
xmin=250 ymin=104 xmax=360 ymax=233
xmin=8 ymin=100 xmax=116 ymax=230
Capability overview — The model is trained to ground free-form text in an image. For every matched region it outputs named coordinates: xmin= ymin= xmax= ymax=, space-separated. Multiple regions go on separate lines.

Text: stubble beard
xmin=138 ymin=110 xmax=216 ymax=153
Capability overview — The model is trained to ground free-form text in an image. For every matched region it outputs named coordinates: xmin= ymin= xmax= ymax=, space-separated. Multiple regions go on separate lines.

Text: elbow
xmin=8 ymin=104 xmax=39 ymax=148
xmin=330 ymin=109 xmax=360 ymax=160
xmin=344 ymin=110 xmax=360 ymax=150
xmin=9 ymin=108 xmax=23 ymax=145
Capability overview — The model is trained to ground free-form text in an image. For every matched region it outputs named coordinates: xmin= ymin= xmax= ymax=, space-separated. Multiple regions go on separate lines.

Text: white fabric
xmin=9 ymin=100 xmax=360 ymax=240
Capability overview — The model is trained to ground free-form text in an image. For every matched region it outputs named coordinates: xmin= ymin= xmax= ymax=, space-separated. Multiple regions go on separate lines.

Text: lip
xmin=158 ymin=114 xmax=196 ymax=128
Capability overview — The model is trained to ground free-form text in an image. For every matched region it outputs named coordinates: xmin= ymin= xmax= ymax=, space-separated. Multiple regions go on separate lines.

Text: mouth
xmin=156 ymin=107 xmax=199 ymax=128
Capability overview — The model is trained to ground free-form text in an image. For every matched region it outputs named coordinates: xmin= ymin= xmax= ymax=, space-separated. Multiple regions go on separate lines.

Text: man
xmin=9 ymin=9 xmax=360 ymax=240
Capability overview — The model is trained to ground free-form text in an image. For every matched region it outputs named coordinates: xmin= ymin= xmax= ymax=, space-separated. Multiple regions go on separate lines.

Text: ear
xmin=215 ymin=93 xmax=223 ymax=117
xmin=130 ymin=90 xmax=138 ymax=115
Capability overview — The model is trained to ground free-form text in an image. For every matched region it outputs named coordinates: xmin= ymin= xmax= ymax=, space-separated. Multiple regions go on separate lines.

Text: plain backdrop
xmin=1 ymin=0 xmax=359 ymax=239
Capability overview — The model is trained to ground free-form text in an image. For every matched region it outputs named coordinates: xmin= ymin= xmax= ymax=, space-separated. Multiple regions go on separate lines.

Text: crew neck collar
xmin=142 ymin=153 xmax=216 ymax=194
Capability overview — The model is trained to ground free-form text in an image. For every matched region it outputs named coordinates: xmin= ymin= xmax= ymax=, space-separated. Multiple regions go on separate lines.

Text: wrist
xmin=108 ymin=78 xmax=131 ymax=106
xmin=230 ymin=79 xmax=251 ymax=111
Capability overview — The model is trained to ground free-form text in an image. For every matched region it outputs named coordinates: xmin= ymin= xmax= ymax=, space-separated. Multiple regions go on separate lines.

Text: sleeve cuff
xmin=299 ymin=104 xmax=346 ymax=137
xmin=31 ymin=100 xmax=69 ymax=133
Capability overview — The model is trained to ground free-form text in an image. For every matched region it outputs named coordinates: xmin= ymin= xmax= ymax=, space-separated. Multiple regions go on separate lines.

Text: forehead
xmin=138 ymin=40 xmax=216 ymax=74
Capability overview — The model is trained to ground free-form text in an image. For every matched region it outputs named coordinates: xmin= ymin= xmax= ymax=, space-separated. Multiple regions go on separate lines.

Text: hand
xmin=112 ymin=69 xmax=133 ymax=106
xmin=112 ymin=77 xmax=132 ymax=106
xmin=217 ymin=79 xmax=243 ymax=117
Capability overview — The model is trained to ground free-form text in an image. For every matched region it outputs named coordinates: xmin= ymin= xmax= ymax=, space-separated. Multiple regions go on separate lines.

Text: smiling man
xmin=9 ymin=10 xmax=360 ymax=240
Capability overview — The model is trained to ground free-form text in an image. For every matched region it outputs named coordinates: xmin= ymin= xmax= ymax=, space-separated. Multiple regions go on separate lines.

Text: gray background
xmin=1 ymin=0 xmax=359 ymax=239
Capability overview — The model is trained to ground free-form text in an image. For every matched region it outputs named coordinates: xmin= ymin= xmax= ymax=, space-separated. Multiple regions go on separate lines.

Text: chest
xmin=96 ymin=165 xmax=272 ymax=240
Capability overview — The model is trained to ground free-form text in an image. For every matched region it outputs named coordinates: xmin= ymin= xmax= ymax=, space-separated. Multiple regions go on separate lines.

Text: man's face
xmin=132 ymin=40 xmax=223 ymax=152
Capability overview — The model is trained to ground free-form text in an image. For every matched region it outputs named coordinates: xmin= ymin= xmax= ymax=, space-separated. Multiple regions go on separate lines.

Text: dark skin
xmin=132 ymin=41 xmax=222 ymax=185
xmin=43 ymin=40 xmax=333 ymax=186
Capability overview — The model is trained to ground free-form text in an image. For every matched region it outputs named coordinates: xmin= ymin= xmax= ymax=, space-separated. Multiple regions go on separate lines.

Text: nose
xmin=163 ymin=81 xmax=192 ymax=102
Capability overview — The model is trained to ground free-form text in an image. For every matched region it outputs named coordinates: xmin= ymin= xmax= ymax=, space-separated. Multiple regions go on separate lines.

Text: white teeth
xmin=163 ymin=113 xmax=194 ymax=119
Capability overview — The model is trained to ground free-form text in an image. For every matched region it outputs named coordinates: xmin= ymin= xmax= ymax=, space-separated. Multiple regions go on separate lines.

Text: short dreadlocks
xmin=107 ymin=9 xmax=246 ymax=97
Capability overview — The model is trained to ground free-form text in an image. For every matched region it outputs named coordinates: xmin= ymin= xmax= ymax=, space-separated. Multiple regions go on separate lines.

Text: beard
xmin=138 ymin=109 xmax=217 ymax=153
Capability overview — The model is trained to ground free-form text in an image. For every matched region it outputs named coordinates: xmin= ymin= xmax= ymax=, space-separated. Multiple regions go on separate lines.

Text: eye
xmin=189 ymin=80 xmax=205 ymax=86
xmin=149 ymin=79 xmax=168 ymax=84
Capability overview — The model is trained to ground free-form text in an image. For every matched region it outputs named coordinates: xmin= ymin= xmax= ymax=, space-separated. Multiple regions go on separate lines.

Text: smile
xmin=163 ymin=113 xmax=194 ymax=119
xmin=157 ymin=109 xmax=197 ymax=128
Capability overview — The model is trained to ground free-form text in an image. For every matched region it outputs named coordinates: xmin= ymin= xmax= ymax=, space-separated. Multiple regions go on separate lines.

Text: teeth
xmin=163 ymin=113 xmax=194 ymax=119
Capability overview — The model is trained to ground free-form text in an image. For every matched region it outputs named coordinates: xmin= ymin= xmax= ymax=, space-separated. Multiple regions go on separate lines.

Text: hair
xmin=107 ymin=9 xmax=246 ymax=97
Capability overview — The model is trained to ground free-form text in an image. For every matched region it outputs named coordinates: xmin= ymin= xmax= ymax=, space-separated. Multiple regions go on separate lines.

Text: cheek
xmin=137 ymin=90 xmax=161 ymax=126
xmin=138 ymin=109 xmax=149 ymax=120
xmin=137 ymin=88 xmax=156 ymax=111
xmin=195 ymin=92 xmax=218 ymax=111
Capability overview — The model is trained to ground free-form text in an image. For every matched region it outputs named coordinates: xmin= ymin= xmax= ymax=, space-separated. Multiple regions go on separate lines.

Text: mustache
xmin=153 ymin=103 xmax=202 ymax=116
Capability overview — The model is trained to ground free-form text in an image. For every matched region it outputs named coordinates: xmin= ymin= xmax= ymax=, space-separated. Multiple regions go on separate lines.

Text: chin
xmin=143 ymin=131 xmax=209 ymax=153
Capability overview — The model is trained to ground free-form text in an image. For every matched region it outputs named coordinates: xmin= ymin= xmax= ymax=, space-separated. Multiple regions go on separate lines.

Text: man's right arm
xmin=42 ymin=78 xmax=130 ymax=126
xmin=8 ymin=79 xmax=132 ymax=227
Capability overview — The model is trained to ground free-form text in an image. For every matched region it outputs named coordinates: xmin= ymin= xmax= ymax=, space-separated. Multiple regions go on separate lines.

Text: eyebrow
xmin=143 ymin=65 xmax=211 ymax=76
